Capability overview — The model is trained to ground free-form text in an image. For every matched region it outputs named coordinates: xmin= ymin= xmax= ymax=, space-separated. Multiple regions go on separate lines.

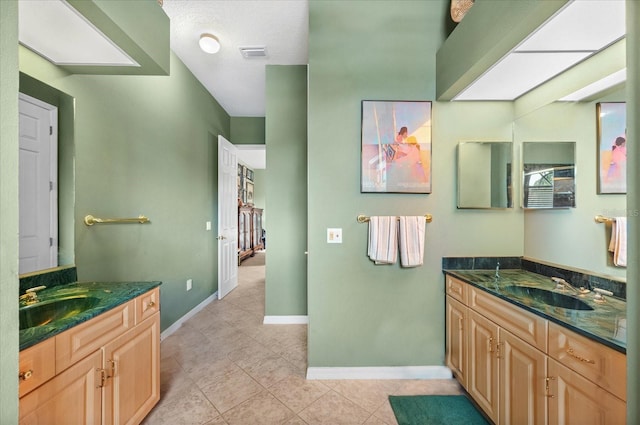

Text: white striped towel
xmin=608 ymin=217 xmax=627 ymax=267
xmin=368 ymin=216 xmax=398 ymax=265
xmin=399 ymin=216 xmax=425 ymax=267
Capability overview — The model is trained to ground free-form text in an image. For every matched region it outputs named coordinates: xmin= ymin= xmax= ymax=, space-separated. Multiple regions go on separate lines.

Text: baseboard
xmin=263 ymin=315 xmax=309 ymax=324
xmin=306 ymin=366 xmax=452 ymax=380
xmin=160 ymin=291 xmax=217 ymax=341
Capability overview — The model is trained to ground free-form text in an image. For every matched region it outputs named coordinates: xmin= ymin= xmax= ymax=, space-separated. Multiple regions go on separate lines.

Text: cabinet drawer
xmin=19 ymin=338 xmax=56 ymax=398
xmin=136 ymin=288 xmax=160 ymax=324
xmin=470 ymin=286 xmax=548 ymax=351
xmin=548 ymin=322 xmax=626 ymax=401
xmin=56 ymin=300 xmax=135 ymax=374
xmin=445 ymin=275 xmax=468 ymax=304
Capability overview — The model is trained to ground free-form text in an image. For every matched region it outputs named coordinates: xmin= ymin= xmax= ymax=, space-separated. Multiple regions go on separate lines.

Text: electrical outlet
xmin=327 ymin=228 xmax=342 ymax=244
xmin=206 ymin=221 xmax=212 ymax=230
xmin=186 ymin=279 xmax=193 ymax=291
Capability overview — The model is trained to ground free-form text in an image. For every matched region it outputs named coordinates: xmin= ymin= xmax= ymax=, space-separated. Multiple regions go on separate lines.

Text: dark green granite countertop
xmin=444 ymin=269 xmax=626 ymax=354
xmin=19 ymin=281 xmax=161 ymax=351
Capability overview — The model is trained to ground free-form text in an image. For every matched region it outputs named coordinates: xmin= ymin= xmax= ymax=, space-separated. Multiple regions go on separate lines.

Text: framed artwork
xmin=597 ymin=102 xmax=626 ymax=194
xmin=246 ymin=181 xmax=254 ymax=204
xmin=361 ymin=100 xmax=432 ymax=193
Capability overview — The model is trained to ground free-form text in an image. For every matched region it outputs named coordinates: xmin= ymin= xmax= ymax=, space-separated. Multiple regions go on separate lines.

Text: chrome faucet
xmin=19 ymin=285 xmax=46 ymax=305
xmin=551 ymin=277 xmax=585 ymax=295
xmin=495 ymin=261 xmax=500 ymax=280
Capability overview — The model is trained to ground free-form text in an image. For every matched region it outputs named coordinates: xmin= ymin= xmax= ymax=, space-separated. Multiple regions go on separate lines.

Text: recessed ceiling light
xmin=199 ymin=34 xmax=221 ymax=54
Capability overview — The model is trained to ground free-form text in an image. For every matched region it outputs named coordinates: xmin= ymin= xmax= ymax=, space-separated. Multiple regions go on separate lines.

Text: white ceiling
xmin=161 ymin=0 xmax=309 ymax=118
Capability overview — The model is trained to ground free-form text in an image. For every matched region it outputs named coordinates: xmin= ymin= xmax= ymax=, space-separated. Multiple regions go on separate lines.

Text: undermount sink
xmin=19 ymin=295 xmax=100 ymax=330
xmin=502 ymin=285 xmax=594 ymax=311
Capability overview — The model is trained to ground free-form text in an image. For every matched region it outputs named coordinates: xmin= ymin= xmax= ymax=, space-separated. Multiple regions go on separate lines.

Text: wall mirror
xmin=522 ymin=142 xmax=576 ymax=209
xmin=19 ymin=73 xmax=75 ymax=276
xmin=457 ymin=141 xmax=513 ymax=209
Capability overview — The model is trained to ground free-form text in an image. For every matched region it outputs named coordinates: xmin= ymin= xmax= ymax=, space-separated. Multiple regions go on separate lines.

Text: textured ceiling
xmin=162 ymin=0 xmax=309 ymax=117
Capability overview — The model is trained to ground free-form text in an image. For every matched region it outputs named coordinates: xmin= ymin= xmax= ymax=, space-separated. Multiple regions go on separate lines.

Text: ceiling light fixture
xmin=199 ymin=33 xmax=220 ymax=54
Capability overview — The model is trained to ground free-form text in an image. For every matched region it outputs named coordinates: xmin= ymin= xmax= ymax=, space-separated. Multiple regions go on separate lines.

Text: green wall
xmin=307 ymin=1 xmax=521 ymax=367
xmin=19 ymin=47 xmax=230 ymax=332
xmin=265 ymin=65 xmax=308 ymax=316
xmin=0 ymin=1 xmax=19 ymax=422
xmin=231 ymin=117 xmax=265 ymax=144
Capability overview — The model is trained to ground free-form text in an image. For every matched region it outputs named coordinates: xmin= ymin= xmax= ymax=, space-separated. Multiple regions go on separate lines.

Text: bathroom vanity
xmin=18 ymin=281 xmax=161 ymax=425
xmin=443 ymin=267 xmax=626 ymax=425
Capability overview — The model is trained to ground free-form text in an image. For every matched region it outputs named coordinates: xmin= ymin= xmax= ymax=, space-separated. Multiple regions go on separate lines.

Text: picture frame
xmin=361 ymin=100 xmax=432 ymax=193
xmin=246 ymin=181 xmax=254 ymax=204
xmin=597 ymin=102 xmax=626 ymax=194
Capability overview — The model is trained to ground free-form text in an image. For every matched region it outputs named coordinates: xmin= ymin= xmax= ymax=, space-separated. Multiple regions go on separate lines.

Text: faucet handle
xmin=593 ymin=288 xmax=613 ymax=303
xmin=26 ymin=285 xmax=46 ymax=294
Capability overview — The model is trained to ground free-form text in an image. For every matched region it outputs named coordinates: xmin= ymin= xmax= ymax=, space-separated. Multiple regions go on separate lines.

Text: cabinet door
xmin=548 ymin=359 xmax=626 ymax=425
xmin=19 ymin=350 xmax=103 ymax=425
xmin=468 ymin=309 xmax=499 ymax=424
xmin=446 ymin=296 xmax=467 ymax=388
xmin=499 ymin=328 xmax=547 ymax=425
xmin=103 ymin=313 xmax=160 ymax=425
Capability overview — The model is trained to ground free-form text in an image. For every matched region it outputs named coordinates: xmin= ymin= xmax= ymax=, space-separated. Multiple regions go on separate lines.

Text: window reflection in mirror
xmin=522 ymin=142 xmax=576 ymax=209
xmin=457 ymin=141 xmax=513 ymax=209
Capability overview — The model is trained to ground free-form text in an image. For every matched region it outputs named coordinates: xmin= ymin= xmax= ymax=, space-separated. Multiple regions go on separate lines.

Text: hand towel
xmin=398 ymin=216 xmax=425 ymax=267
xmin=608 ymin=217 xmax=627 ymax=267
xmin=368 ymin=216 xmax=398 ymax=265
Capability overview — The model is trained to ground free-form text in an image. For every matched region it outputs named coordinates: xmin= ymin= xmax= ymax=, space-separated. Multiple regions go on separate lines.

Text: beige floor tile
xmin=222 ymin=391 xmax=295 ymax=425
xmin=141 ymin=384 xmax=222 ymax=425
xmin=268 ymin=375 xmax=331 ymax=413
xmin=284 ymin=416 xmax=309 ymax=425
xmin=298 ymin=390 xmax=372 ymax=425
xmin=243 ymin=352 xmax=305 ymax=387
xmin=330 ymin=380 xmax=402 ymax=413
xmin=371 ymin=400 xmax=399 ymax=425
xmin=200 ymin=368 xmax=264 ymax=413
xmin=393 ymin=378 xmax=462 ymax=396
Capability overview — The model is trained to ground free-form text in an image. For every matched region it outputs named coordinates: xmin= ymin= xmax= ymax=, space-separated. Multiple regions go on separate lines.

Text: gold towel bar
xmin=594 ymin=215 xmax=614 ymax=224
xmin=357 ymin=214 xmax=433 ymax=223
xmin=84 ymin=215 xmax=150 ymax=226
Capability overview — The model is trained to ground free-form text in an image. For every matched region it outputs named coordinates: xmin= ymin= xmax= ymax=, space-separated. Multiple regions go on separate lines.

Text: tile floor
xmin=142 ymin=251 xmax=462 ymax=425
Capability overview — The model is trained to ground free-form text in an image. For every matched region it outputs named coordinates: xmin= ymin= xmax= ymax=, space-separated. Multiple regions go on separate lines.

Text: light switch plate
xmin=327 ymin=228 xmax=342 ymax=244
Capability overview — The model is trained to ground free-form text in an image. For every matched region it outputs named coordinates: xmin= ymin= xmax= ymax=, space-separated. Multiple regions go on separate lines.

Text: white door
xmin=19 ymin=94 xmax=58 ymax=274
xmin=217 ymin=135 xmax=238 ymax=299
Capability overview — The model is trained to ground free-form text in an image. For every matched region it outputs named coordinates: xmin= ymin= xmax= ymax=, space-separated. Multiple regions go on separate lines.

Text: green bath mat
xmin=389 ymin=395 xmax=490 ymax=425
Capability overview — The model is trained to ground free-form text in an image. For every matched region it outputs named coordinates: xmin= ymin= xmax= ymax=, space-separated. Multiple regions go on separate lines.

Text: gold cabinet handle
xmin=566 ymin=348 xmax=596 ymax=364
xmin=145 ymin=300 xmax=156 ymax=311
xmin=107 ymin=360 xmax=117 ymax=378
xmin=545 ymin=377 xmax=556 ymax=398
xmin=19 ymin=369 xmax=33 ymax=381
xmin=488 ymin=337 xmax=493 ymax=353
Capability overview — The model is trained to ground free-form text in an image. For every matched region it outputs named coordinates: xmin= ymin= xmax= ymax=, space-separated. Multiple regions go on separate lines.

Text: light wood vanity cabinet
xmin=445 ymin=296 xmax=467 ymax=387
xmin=445 ymin=275 xmax=626 ymax=425
xmin=19 ymin=288 xmax=160 ymax=425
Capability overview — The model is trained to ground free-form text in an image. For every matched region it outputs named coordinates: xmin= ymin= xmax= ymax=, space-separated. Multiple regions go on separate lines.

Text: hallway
xmin=142 ymin=251 xmax=462 ymax=424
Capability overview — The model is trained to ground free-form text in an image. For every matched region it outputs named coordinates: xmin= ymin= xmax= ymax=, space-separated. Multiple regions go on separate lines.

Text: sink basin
xmin=19 ymin=296 xmax=100 ymax=330
xmin=502 ymin=286 xmax=594 ymax=311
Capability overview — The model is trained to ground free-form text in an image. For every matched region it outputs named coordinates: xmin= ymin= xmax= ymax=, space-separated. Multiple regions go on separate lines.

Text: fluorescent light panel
xmin=453 ymin=0 xmax=626 ymax=101
xmin=456 ymin=52 xmax=591 ymax=100
xmin=558 ymin=68 xmax=627 ymax=101
xmin=18 ymin=0 xmax=138 ymax=66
